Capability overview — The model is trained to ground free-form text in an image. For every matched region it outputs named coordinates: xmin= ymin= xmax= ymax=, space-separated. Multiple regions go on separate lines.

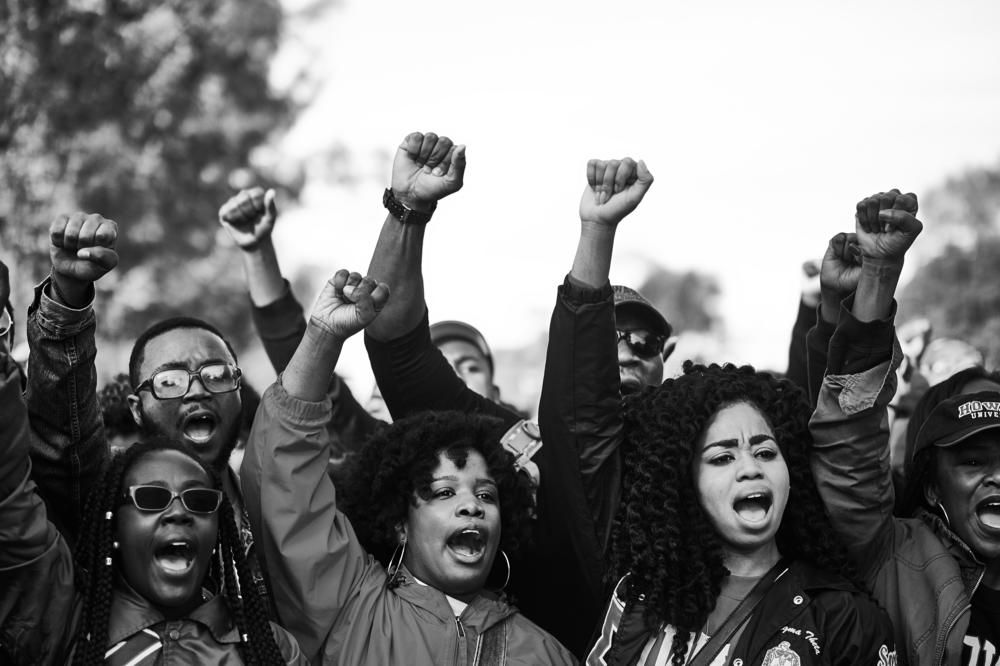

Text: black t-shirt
xmin=962 ymin=584 xmax=1000 ymax=666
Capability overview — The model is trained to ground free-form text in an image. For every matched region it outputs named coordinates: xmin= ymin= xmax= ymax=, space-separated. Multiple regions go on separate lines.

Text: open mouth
xmin=154 ymin=540 xmax=196 ymax=575
xmin=976 ymin=498 xmax=1000 ymax=530
xmin=446 ymin=528 xmax=488 ymax=561
xmin=182 ymin=413 xmax=216 ymax=445
xmin=733 ymin=492 xmax=772 ymax=524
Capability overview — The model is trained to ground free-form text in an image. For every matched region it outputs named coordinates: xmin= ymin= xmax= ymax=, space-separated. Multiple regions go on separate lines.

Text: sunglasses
xmin=135 ymin=363 xmax=241 ymax=400
xmin=617 ymin=329 xmax=667 ymax=359
xmin=124 ymin=485 xmax=224 ymax=514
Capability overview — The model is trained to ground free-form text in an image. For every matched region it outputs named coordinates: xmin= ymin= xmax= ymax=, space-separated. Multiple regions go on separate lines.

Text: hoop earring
xmin=937 ymin=502 xmax=952 ymax=528
xmin=497 ymin=549 xmax=511 ymax=592
xmin=386 ymin=538 xmax=407 ymax=588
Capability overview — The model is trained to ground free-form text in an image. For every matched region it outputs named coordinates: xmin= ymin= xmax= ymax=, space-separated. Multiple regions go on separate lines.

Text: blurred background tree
xmin=898 ymin=160 xmax=1000 ymax=367
xmin=0 ymin=0 xmax=302 ymax=363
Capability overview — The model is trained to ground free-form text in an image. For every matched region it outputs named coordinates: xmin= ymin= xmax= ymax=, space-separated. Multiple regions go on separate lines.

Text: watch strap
xmin=383 ymin=188 xmax=436 ymax=225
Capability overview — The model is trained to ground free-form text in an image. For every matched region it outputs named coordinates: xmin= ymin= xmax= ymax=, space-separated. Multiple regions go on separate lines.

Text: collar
xmin=917 ymin=507 xmax=986 ymax=591
xmin=389 ymin=565 xmax=514 ymax=630
xmin=108 ymin=577 xmax=240 ymax=646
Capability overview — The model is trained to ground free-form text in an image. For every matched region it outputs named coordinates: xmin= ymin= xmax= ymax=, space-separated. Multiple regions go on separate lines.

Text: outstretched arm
xmin=26 ymin=213 xmax=118 ymax=543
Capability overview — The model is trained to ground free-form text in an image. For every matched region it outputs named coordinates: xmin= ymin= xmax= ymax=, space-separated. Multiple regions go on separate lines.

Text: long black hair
xmin=71 ymin=438 xmax=284 ymax=665
xmin=609 ymin=362 xmax=855 ymax=665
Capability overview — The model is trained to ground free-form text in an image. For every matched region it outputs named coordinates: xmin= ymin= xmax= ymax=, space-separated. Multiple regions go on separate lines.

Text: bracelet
xmin=383 ymin=188 xmax=436 ymax=225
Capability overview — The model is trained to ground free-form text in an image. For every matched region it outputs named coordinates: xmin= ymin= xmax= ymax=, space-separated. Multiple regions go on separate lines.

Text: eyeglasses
xmin=124 ymin=485 xmax=223 ymax=514
xmin=135 ymin=363 xmax=241 ymax=400
xmin=617 ymin=329 xmax=667 ymax=359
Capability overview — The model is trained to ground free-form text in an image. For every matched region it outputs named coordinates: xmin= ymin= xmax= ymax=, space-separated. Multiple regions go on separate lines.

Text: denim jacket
xmin=25 ymin=277 xmax=106 ymax=544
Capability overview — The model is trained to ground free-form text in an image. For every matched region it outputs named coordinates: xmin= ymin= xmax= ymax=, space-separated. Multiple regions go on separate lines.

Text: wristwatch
xmin=383 ymin=188 xmax=436 ymax=225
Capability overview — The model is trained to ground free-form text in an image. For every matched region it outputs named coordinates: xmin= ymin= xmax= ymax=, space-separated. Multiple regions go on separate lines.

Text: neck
xmin=722 ymin=541 xmax=781 ymax=577
xmin=983 ymin=557 xmax=1000 ymax=590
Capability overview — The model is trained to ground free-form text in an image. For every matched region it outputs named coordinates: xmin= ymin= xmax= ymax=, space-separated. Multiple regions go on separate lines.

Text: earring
xmin=497 ymin=549 xmax=511 ymax=592
xmin=937 ymin=502 xmax=952 ymax=528
xmin=112 ymin=541 xmax=120 ymax=550
xmin=386 ymin=537 xmax=407 ymax=588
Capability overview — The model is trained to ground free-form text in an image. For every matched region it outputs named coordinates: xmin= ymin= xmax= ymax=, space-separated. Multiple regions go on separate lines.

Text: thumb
xmin=877 ymin=209 xmax=924 ymax=236
xmin=449 ymin=145 xmax=467 ymax=185
xmin=636 ymin=160 xmax=654 ymax=187
xmin=264 ymin=188 xmax=278 ymax=223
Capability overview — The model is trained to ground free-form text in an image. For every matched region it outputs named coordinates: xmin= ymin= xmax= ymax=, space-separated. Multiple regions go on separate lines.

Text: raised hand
xmin=49 ymin=213 xmax=119 ymax=307
xmin=390 ymin=132 xmax=466 ymax=211
xmin=579 ymin=158 xmax=654 ymax=227
xmin=218 ymin=187 xmax=277 ymax=251
xmin=309 ymin=270 xmax=390 ymax=340
xmin=821 ymin=232 xmax=863 ymax=299
xmin=854 ymin=189 xmax=922 ymax=263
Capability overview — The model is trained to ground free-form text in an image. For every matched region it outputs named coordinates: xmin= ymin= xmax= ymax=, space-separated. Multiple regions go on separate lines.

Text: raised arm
xmin=534 ymin=158 xmax=653 ymax=655
xmin=26 ymin=213 xmax=118 ymax=542
xmin=809 ymin=189 xmax=921 ymax=572
xmin=241 ymin=270 xmax=389 ymax=665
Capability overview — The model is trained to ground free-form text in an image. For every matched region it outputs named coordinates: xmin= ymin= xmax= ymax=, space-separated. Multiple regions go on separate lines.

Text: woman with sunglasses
xmin=241 ymin=270 xmax=576 ymax=665
xmin=0 ymin=309 xmax=304 ymax=664
xmin=536 ymin=160 xmax=895 ymax=665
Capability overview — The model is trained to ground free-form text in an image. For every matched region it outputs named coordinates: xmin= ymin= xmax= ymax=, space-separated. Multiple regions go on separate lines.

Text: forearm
xmin=569 ymin=222 xmax=617 ymax=289
xmin=364 ymin=214 xmax=427 ymax=342
xmin=239 ymin=238 xmax=287 ymax=308
xmin=852 ymin=258 xmax=902 ymax=323
xmin=282 ymin=323 xmax=346 ymax=402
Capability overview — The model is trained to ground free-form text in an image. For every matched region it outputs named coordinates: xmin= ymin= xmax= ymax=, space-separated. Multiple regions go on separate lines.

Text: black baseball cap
xmin=430 ymin=320 xmax=494 ymax=374
xmin=912 ymin=390 xmax=1000 ymax=461
xmin=612 ymin=285 xmax=672 ymax=338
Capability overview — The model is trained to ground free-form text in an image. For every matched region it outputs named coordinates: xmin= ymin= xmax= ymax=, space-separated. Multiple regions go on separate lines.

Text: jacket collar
xmin=108 ymin=577 xmax=240 ymax=646
xmin=390 ymin=565 xmax=515 ymax=631
xmin=917 ymin=507 xmax=986 ymax=592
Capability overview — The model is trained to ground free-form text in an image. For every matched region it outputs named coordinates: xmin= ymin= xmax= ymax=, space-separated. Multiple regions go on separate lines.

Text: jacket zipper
xmin=456 ymin=617 xmax=466 ymax=638
xmin=937 ymin=568 xmax=983 ymax=666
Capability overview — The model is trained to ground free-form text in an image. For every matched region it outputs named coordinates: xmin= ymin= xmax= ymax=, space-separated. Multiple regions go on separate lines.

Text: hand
xmin=49 ymin=213 xmax=119 ymax=306
xmin=800 ymin=259 xmax=822 ymax=307
xmin=820 ymin=233 xmax=863 ymax=299
xmin=309 ymin=270 xmax=390 ymax=340
xmin=854 ymin=189 xmax=922 ymax=263
xmin=390 ymin=132 xmax=466 ymax=211
xmin=579 ymin=158 xmax=654 ymax=226
xmin=218 ymin=187 xmax=277 ymax=250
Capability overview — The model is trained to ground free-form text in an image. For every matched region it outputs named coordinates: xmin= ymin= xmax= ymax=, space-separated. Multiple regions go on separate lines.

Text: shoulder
xmin=504 ymin=610 xmax=577 ymax=665
xmin=268 ymin=621 xmax=309 ymax=665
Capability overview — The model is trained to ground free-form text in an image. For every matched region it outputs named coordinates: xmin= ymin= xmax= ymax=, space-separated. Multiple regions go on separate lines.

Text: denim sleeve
xmin=25 ymin=276 xmax=107 ymax=544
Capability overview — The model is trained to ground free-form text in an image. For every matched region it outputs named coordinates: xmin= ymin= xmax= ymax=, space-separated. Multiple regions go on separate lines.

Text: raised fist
xmin=390 ymin=132 xmax=466 ymax=212
xmin=579 ymin=158 xmax=654 ymax=227
xmin=854 ymin=189 xmax=922 ymax=263
xmin=820 ymin=232 xmax=863 ymax=299
xmin=49 ymin=214 xmax=119 ymax=305
xmin=309 ymin=270 xmax=390 ymax=340
xmin=218 ymin=187 xmax=277 ymax=250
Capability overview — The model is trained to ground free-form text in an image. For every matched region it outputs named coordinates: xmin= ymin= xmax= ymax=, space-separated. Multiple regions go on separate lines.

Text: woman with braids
xmin=533 ymin=161 xmax=895 ymax=665
xmin=0 ymin=262 xmax=305 ymax=664
xmin=241 ymin=270 xmax=575 ymax=665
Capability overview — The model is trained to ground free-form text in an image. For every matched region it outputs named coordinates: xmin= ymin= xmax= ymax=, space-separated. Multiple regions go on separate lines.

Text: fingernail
xmin=78 ymin=249 xmax=90 ymax=259
xmin=432 ymin=167 xmax=445 ymax=176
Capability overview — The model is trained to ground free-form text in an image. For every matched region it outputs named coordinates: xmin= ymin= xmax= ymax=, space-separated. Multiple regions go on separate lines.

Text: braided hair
xmin=609 ymin=362 xmax=856 ymax=665
xmin=71 ymin=438 xmax=285 ymax=665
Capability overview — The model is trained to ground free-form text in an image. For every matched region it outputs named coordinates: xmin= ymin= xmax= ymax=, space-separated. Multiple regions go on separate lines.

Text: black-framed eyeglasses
xmin=124 ymin=485 xmax=223 ymax=514
xmin=616 ymin=329 xmax=667 ymax=359
xmin=135 ymin=363 xmax=241 ymax=400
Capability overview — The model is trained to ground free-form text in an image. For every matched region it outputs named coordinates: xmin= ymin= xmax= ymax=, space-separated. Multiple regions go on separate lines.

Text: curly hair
xmin=898 ymin=365 xmax=1000 ymax=517
xmin=71 ymin=438 xmax=284 ymax=665
xmin=338 ymin=410 xmax=535 ymax=590
xmin=609 ymin=362 xmax=856 ymax=665
xmin=99 ymin=373 xmax=139 ymax=444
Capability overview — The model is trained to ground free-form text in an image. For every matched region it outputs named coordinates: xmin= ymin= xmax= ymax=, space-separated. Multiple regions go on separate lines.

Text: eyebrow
xmin=148 ymin=359 xmax=228 ymax=376
xmin=703 ymin=434 xmax=775 ymax=452
xmin=431 ymin=475 xmax=498 ymax=487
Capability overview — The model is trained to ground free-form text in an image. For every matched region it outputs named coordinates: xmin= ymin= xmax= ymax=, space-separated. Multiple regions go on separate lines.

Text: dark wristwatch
xmin=383 ymin=188 xmax=436 ymax=225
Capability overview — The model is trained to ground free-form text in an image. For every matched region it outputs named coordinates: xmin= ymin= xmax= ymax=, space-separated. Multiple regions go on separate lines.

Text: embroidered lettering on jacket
xmin=778 ymin=627 xmax=820 ymax=655
xmin=877 ymin=644 xmax=897 ymax=666
xmin=762 ymin=641 xmax=800 ymax=666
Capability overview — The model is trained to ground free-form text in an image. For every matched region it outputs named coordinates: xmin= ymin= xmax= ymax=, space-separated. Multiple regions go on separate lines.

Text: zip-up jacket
xmin=809 ymin=299 xmax=986 ymax=665
xmin=241 ymin=376 xmax=576 ymax=665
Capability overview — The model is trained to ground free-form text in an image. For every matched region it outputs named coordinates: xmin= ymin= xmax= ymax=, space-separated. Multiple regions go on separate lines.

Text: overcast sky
xmin=260 ymin=0 xmax=1000 ymax=395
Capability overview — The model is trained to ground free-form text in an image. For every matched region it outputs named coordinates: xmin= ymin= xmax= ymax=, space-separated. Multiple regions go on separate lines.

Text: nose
xmin=161 ymin=495 xmax=194 ymax=523
xmin=456 ymin=494 xmax=485 ymax=519
xmin=618 ymin=339 xmax=638 ymax=365
xmin=183 ymin=373 xmax=210 ymax=401
xmin=735 ymin=450 xmax=764 ymax=481
xmin=985 ymin=461 xmax=1000 ymax=487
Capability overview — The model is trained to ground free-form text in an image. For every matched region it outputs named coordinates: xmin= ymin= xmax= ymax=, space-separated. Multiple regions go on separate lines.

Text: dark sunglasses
xmin=124 ymin=485 xmax=223 ymax=514
xmin=134 ymin=363 xmax=241 ymax=400
xmin=616 ymin=329 xmax=667 ymax=359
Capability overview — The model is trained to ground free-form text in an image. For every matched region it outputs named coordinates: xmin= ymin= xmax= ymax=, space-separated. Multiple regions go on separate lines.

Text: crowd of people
xmin=0 ymin=130 xmax=997 ymax=666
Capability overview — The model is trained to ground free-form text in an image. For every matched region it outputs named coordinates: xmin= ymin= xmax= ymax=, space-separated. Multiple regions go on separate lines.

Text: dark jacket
xmin=363 ymin=278 xmax=619 ymax=657
xmin=810 ymin=300 xmax=984 ymax=665
xmin=589 ymin=561 xmax=895 ymax=666
xmin=0 ymin=347 xmax=305 ymax=665
xmin=240 ymin=377 xmax=575 ymax=665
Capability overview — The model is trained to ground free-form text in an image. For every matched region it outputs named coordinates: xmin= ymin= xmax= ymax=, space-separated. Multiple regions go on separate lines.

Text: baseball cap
xmin=912 ymin=390 xmax=1000 ymax=461
xmin=430 ymin=320 xmax=494 ymax=374
xmin=612 ymin=285 xmax=672 ymax=338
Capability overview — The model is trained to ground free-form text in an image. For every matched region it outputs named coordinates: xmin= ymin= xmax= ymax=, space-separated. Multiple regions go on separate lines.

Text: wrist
xmin=820 ymin=292 xmax=841 ymax=325
xmin=50 ymin=273 xmax=91 ymax=309
xmin=390 ymin=188 xmax=436 ymax=213
xmin=860 ymin=256 xmax=904 ymax=280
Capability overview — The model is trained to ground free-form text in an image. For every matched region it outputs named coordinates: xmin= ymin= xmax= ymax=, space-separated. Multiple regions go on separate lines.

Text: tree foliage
xmin=637 ymin=266 xmax=720 ymax=333
xmin=0 ymin=0 xmax=298 ymax=349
